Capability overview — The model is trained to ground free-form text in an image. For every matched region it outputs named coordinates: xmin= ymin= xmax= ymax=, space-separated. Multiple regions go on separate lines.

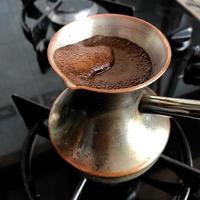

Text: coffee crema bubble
xmin=53 ymin=35 xmax=153 ymax=89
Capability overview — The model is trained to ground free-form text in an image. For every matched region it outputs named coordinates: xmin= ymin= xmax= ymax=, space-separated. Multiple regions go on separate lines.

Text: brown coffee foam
xmin=53 ymin=35 xmax=152 ymax=89
xmin=54 ymin=43 xmax=114 ymax=78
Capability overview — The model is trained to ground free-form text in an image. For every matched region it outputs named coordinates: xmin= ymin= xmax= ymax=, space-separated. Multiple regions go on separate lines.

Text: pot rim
xmin=47 ymin=14 xmax=171 ymax=93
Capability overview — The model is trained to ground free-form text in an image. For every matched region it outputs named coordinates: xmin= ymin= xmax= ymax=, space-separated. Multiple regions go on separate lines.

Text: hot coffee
xmin=54 ymin=35 xmax=152 ymax=89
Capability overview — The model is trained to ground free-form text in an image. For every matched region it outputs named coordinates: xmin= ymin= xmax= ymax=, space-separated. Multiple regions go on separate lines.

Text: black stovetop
xmin=0 ymin=0 xmax=200 ymax=199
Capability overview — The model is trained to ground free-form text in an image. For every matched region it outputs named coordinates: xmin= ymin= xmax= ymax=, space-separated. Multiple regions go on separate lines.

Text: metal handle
xmin=139 ymin=95 xmax=200 ymax=120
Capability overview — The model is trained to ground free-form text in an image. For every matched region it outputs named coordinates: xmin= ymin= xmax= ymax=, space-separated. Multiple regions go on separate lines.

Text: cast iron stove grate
xmin=11 ymin=94 xmax=200 ymax=200
xmin=21 ymin=0 xmax=135 ymax=73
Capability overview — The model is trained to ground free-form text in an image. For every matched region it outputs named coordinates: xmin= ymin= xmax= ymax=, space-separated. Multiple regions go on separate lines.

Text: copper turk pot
xmin=47 ymin=14 xmax=200 ymax=183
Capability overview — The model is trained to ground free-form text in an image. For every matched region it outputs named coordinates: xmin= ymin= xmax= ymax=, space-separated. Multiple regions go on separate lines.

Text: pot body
xmin=48 ymin=87 xmax=170 ymax=183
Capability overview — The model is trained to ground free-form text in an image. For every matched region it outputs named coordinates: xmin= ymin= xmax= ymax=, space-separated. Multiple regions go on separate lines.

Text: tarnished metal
xmin=48 ymin=88 xmax=170 ymax=183
xmin=140 ymin=95 xmax=200 ymax=120
xmin=47 ymin=14 xmax=200 ymax=183
xmin=47 ymin=14 xmax=172 ymax=183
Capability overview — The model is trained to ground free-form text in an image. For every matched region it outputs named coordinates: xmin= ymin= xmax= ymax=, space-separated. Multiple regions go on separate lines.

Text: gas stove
xmin=1 ymin=0 xmax=200 ymax=200
xmin=11 ymin=93 xmax=200 ymax=200
xmin=16 ymin=1 xmax=200 ymax=199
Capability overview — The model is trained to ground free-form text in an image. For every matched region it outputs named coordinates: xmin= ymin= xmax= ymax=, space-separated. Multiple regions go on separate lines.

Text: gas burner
xmin=46 ymin=0 xmax=99 ymax=25
xmin=12 ymin=94 xmax=200 ymax=200
xmin=21 ymin=0 xmax=135 ymax=73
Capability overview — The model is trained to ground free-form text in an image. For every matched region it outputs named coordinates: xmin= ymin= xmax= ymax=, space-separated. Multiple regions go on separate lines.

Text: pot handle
xmin=139 ymin=95 xmax=200 ymax=120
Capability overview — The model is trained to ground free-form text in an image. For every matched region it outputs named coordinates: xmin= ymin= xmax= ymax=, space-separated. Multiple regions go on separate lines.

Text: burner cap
xmin=46 ymin=0 xmax=98 ymax=25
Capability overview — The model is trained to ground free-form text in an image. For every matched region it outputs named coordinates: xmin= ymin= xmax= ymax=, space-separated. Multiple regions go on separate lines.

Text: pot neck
xmin=72 ymin=89 xmax=143 ymax=111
